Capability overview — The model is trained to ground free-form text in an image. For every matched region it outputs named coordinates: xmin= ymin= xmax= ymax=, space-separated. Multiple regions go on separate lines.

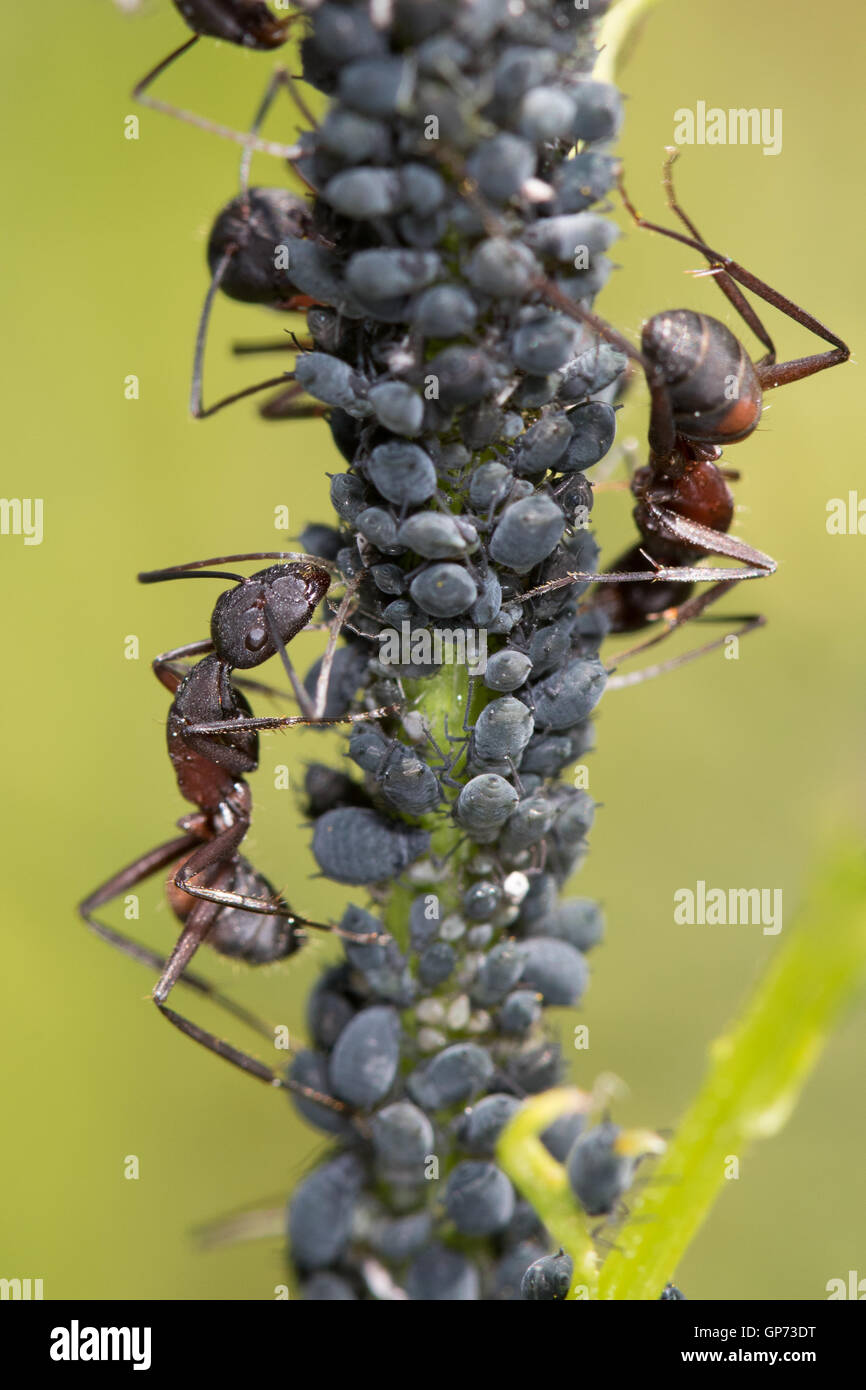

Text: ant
xmin=132 ymin=1 xmax=307 ymax=159
xmin=79 ymin=552 xmax=397 ymax=1095
xmin=183 ymin=68 xmax=342 ymax=420
xmin=536 ymin=149 xmax=849 ymax=666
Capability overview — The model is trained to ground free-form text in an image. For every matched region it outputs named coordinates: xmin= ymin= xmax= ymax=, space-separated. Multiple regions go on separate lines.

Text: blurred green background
xmin=1 ymin=0 xmax=863 ymax=1300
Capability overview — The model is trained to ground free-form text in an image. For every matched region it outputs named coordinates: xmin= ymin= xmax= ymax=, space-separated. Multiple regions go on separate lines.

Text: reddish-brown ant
xmin=79 ymin=553 xmax=397 ymax=1095
xmin=532 ymin=150 xmax=849 ymax=668
xmin=132 ymin=1 xmax=306 ymax=158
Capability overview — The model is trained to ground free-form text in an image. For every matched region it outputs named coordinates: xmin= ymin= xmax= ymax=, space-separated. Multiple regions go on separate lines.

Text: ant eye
xmin=245 ymin=626 xmax=268 ymax=652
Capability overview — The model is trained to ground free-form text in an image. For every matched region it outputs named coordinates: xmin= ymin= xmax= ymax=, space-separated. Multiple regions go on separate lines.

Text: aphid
xmin=328 ymin=1005 xmax=402 ymax=1109
xmin=511 ymin=312 xmax=582 ymax=374
xmin=489 ymin=495 xmax=565 ymax=573
xmin=510 ymin=413 xmax=574 ymax=476
xmin=80 ymin=553 xmax=395 ymax=1090
xmin=456 ymin=1094 xmax=521 ymax=1156
xmin=520 ymin=1251 xmax=574 ymax=1301
xmin=533 ymin=897 xmax=605 ymax=953
xmin=411 ymin=283 xmax=479 ymax=338
xmin=540 ymin=1111 xmax=586 ymax=1164
xmin=338 ymin=56 xmax=414 ymax=117
xmin=289 ymin=1153 xmax=366 ymax=1272
xmin=468 ymin=696 xmax=535 ymax=771
xmin=465 ymin=237 xmax=540 ymax=298
xmin=366 ymin=441 xmax=438 ymax=506
xmin=560 ymin=401 xmax=617 ymax=470
xmin=557 ymin=341 xmax=628 ymax=400
xmin=552 ymin=152 xmax=619 ymax=214
xmin=468 ymin=461 xmax=512 ymax=511
xmin=518 ymin=86 xmax=578 ymax=141
xmin=398 ymin=513 xmax=473 ymax=559
xmin=329 ymin=472 xmax=370 ymax=523
xmin=528 ymin=656 xmax=608 ymax=731
xmin=339 ymin=905 xmax=416 ymax=1004
xmin=346 ymin=249 xmax=442 ymax=301
xmin=482 ymin=650 xmax=534 ymax=694
xmin=405 ymin=1245 xmax=480 ymax=1301
xmin=371 ymin=1101 xmax=435 ymax=1173
xmin=311 ymin=806 xmax=431 ymax=884
xmin=445 ymin=1161 xmax=516 ymax=1237
xmin=497 ymin=990 xmax=542 ymax=1037
xmin=570 ymin=80 xmax=624 ymax=144
xmin=518 ymin=937 xmax=588 ymax=1007
xmin=367 ymin=381 xmax=425 ymax=437
xmin=472 ymin=941 xmax=529 ymax=1007
xmin=425 ymin=346 xmax=497 ymax=406
xmin=566 ymin=1122 xmax=665 ymax=1217
xmin=454 ymin=774 xmax=520 ymax=841
xmin=407 ymin=1042 xmax=495 ymax=1111
xmin=522 ymin=211 xmax=619 ymax=264
xmin=418 ymin=942 xmax=457 ymax=988
xmin=498 ymin=792 xmax=557 ymax=857
xmin=467 ymin=133 xmax=536 ymax=203
xmin=323 ymin=167 xmax=405 ymax=220
xmin=356 ymin=506 xmax=403 ymax=553
xmin=303 ymin=1272 xmax=358 ymax=1301
xmin=294 ymin=353 xmax=372 ymax=417
xmin=409 ymin=563 xmax=478 ymax=618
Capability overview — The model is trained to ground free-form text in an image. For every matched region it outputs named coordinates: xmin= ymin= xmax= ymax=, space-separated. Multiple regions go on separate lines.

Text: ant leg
xmin=182 ymin=705 xmax=400 ymax=737
xmin=259 ymin=388 xmax=326 ymax=421
xmin=80 ymin=832 xmax=201 ymax=930
xmin=151 ymin=898 xmax=348 ymax=1104
xmin=312 ymin=578 xmax=361 ymax=720
xmin=151 ymin=639 xmax=215 ymax=693
xmin=617 ymin=165 xmax=850 ymax=388
xmin=189 ymin=247 xmax=294 ymax=420
xmin=639 ymin=504 xmax=776 ymax=574
xmin=660 ymin=150 xmax=777 ymax=364
xmin=154 ymin=1000 xmax=348 ymax=1106
xmin=231 ymin=338 xmax=298 ymax=355
xmin=606 ymin=613 xmax=765 ymax=691
xmin=132 ymin=37 xmax=303 ymax=159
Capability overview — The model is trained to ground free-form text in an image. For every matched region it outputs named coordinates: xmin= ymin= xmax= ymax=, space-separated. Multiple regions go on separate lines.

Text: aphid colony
xmin=86 ymin=0 xmax=847 ymax=1300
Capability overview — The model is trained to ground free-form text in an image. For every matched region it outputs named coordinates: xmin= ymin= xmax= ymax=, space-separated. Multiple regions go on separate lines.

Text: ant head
xmin=210 ymin=563 xmax=331 ymax=669
xmin=207 ymin=189 xmax=312 ymax=305
xmin=175 ymin=1 xmax=290 ymax=49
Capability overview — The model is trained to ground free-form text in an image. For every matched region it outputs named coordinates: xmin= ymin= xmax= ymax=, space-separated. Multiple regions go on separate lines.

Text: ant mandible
xmin=79 ymin=552 xmax=397 ymax=1095
xmin=132 ymin=1 xmax=307 ymax=159
xmin=536 ymin=149 xmax=849 ymax=666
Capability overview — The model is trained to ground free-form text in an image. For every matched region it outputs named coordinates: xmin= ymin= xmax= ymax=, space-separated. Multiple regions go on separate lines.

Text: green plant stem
xmin=599 ymin=847 xmax=866 ymax=1299
xmin=498 ymin=1087 xmax=599 ymax=1296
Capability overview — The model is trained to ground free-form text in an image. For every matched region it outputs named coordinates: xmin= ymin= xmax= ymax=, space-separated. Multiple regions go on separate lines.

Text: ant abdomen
xmin=205 ymin=860 xmax=302 ymax=962
xmin=208 ymin=189 xmax=312 ymax=305
xmin=166 ymin=853 xmax=301 ymax=963
xmin=642 ymin=310 xmax=763 ymax=445
xmin=175 ymin=0 xmax=289 ymax=49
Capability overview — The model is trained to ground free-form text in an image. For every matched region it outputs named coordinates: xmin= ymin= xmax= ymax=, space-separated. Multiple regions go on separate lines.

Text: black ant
xmin=132 ymin=1 xmax=306 ymax=158
xmin=79 ymin=552 xmax=397 ymax=1095
xmin=530 ymin=149 xmax=849 ymax=670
